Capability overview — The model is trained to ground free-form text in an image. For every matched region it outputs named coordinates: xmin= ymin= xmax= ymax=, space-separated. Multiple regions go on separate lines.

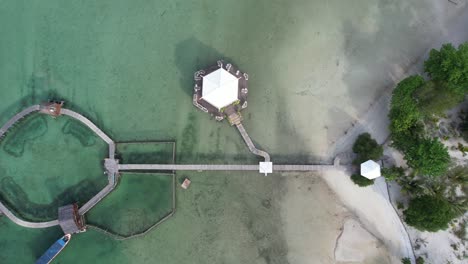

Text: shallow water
xmin=1 ymin=0 xmax=467 ymax=263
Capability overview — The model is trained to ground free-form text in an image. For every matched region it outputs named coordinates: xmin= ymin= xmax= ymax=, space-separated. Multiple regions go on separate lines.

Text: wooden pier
xmin=0 ymin=103 xmax=344 ymax=231
xmin=118 ymin=163 xmax=343 ymax=172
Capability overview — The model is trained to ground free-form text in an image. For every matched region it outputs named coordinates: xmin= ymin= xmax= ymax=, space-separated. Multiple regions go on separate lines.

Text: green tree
xmin=416 ymin=257 xmax=425 ymax=264
xmin=401 ymin=258 xmax=411 ymax=264
xmin=352 ymin=133 xmax=383 ymax=164
xmin=350 ymin=174 xmax=374 ymax=187
xmin=424 ymin=42 xmax=468 ymax=94
xmin=389 ymin=75 xmax=425 ymax=134
xmin=404 ymin=137 xmax=450 ymax=177
xmin=404 ymin=195 xmax=455 ymax=232
xmin=381 ymin=166 xmax=405 ymax=181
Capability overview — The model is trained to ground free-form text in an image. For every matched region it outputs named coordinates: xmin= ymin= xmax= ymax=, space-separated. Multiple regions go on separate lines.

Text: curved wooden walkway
xmin=0 ymin=104 xmax=116 ymax=228
xmin=236 ymin=123 xmax=270 ymax=162
xmin=60 ymin=109 xmax=115 ymax=159
xmin=0 ymin=105 xmax=40 ymax=139
xmin=0 ymin=200 xmax=59 ymax=228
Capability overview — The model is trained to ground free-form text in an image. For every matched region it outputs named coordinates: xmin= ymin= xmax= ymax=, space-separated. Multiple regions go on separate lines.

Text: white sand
xmin=280 ymin=173 xmax=396 ymax=264
xmin=335 ymin=218 xmax=392 ymax=263
xmin=321 ymin=171 xmax=413 ymax=263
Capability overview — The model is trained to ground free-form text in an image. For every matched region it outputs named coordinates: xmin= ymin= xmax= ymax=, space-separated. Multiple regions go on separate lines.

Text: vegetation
xmin=413 ymin=81 xmax=464 ymax=118
xmin=404 ymin=195 xmax=455 ymax=232
xmin=381 ymin=166 xmax=405 ymax=181
xmin=424 ymin=43 xmax=468 ymax=94
xmin=459 ymin=110 xmax=468 ymax=142
xmin=416 ymin=256 xmax=425 ymax=264
xmin=350 ymin=174 xmax=374 ymax=187
xmin=389 ymin=75 xmax=424 ymax=135
xmin=352 ymin=133 xmax=383 ymax=164
xmin=401 ymin=258 xmax=411 ymax=264
xmin=386 ymin=42 xmax=468 ymax=233
xmin=403 ymin=137 xmax=450 ymax=177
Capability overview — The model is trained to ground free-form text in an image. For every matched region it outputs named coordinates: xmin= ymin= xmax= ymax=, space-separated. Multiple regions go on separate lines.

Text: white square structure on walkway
xmin=259 ymin=162 xmax=273 ymax=176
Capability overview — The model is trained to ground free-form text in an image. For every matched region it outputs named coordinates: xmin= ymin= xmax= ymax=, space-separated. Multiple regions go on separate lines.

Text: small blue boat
xmin=36 ymin=234 xmax=71 ymax=264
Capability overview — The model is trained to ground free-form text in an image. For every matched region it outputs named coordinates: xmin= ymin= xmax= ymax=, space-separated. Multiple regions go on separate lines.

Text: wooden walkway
xmin=0 ymin=201 xmax=59 ymax=228
xmin=60 ymin=109 xmax=115 ymax=159
xmin=118 ymin=163 xmax=343 ymax=172
xmin=236 ymin=123 xmax=270 ymax=162
xmin=0 ymin=104 xmax=117 ymax=228
xmin=78 ymin=172 xmax=118 ymax=215
xmin=0 ymin=104 xmax=343 ymax=230
xmin=0 ymin=105 xmax=41 ymax=140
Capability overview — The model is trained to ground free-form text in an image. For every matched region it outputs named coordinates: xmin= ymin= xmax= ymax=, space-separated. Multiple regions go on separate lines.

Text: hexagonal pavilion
xmin=193 ymin=60 xmax=248 ymax=125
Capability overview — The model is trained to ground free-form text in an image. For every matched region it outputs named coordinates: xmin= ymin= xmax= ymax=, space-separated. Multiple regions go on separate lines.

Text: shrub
xmin=389 ymin=75 xmax=425 ymax=134
xmin=416 ymin=256 xmax=425 ymax=264
xmin=404 ymin=195 xmax=456 ymax=232
xmin=401 ymin=258 xmax=411 ymax=264
xmin=403 ymin=137 xmax=450 ymax=177
xmin=352 ymin=133 xmax=383 ymax=164
xmin=350 ymin=174 xmax=374 ymax=187
xmin=381 ymin=166 xmax=405 ymax=181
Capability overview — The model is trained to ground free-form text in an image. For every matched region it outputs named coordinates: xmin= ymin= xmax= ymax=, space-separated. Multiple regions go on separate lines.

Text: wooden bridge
xmin=118 ymin=163 xmax=342 ymax=172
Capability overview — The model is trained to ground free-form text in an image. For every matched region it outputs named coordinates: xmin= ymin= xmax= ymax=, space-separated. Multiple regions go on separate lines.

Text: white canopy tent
xmin=201 ymin=68 xmax=239 ymax=110
xmin=360 ymin=160 xmax=381 ymax=179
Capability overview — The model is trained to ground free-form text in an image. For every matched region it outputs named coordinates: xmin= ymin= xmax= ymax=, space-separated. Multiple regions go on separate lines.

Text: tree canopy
xmin=381 ymin=166 xmax=405 ymax=181
xmin=403 ymin=137 xmax=450 ymax=177
xmin=389 ymin=75 xmax=425 ymax=134
xmin=424 ymin=43 xmax=468 ymax=94
xmin=352 ymin=133 xmax=383 ymax=164
xmin=350 ymin=174 xmax=374 ymax=187
xmin=404 ymin=195 xmax=455 ymax=232
xmin=413 ymin=81 xmax=464 ymax=118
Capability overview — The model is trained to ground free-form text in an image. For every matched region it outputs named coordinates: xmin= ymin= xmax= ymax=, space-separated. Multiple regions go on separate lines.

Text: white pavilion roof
xmin=360 ymin=160 xmax=381 ymax=179
xmin=201 ymin=68 xmax=239 ymax=110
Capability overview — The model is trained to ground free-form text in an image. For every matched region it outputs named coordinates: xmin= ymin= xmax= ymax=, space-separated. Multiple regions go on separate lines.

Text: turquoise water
xmin=0 ymin=0 xmax=462 ymax=263
xmin=86 ymin=173 xmax=174 ymax=237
